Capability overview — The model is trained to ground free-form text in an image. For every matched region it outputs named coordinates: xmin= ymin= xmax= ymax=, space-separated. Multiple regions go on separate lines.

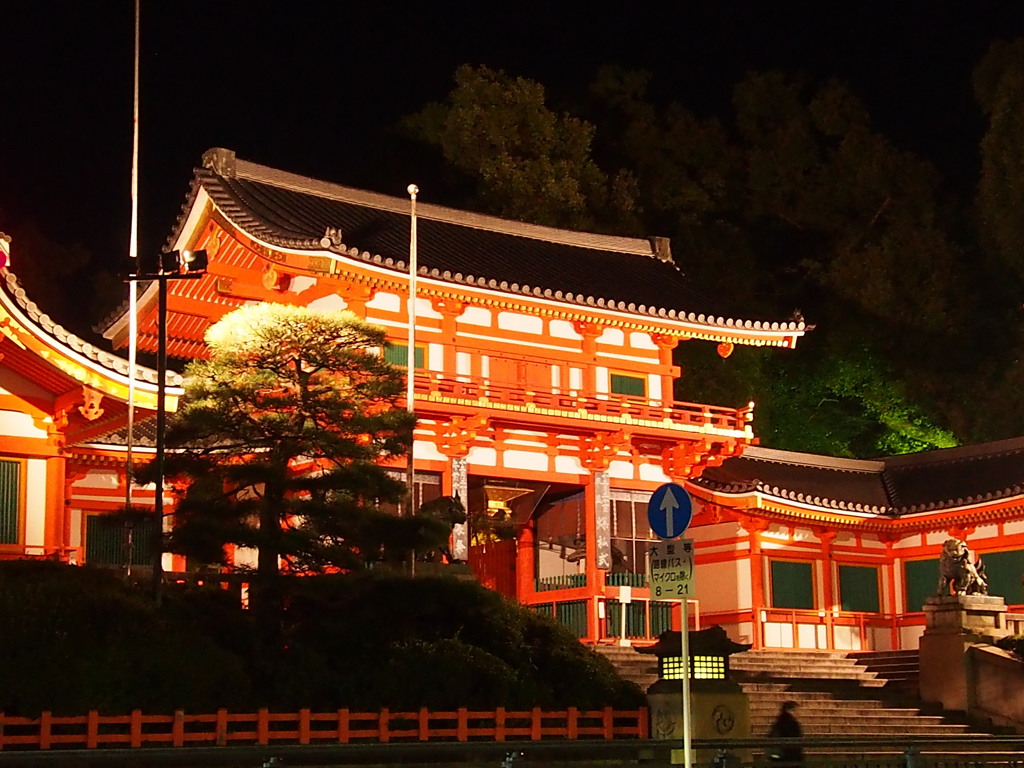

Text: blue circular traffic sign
xmin=647 ymin=483 xmax=693 ymax=539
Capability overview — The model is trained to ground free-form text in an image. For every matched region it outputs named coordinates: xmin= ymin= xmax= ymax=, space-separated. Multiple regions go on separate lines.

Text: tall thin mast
xmin=125 ymin=0 xmax=141 ymax=509
xmin=405 ymin=184 xmax=419 ymax=519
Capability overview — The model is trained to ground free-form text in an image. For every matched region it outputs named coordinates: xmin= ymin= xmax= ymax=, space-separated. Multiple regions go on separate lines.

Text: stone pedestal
xmin=919 ymin=594 xmax=1010 ymax=713
xmin=648 ymin=681 xmax=751 ymax=764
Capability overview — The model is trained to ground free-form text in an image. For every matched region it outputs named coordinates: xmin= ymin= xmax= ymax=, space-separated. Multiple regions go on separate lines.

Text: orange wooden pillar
xmin=819 ymin=530 xmax=836 ymax=649
xmin=743 ymin=518 xmax=769 ymax=649
xmin=516 ymin=519 xmax=536 ymax=603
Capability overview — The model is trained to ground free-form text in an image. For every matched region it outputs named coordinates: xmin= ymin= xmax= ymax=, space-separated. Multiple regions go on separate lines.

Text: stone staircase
xmin=592 ymin=643 xmax=659 ymax=690
xmin=732 ymin=650 xmax=969 ymax=738
xmin=594 ymin=645 xmax=1006 ymax=759
xmin=848 ymin=648 xmax=920 ymax=698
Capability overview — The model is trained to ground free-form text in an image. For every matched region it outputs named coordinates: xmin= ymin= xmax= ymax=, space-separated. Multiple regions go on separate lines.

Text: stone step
xmin=764 ymin=724 xmax=973 ymax=736
xmin=751 ymin=712 xmax=955 ymax=726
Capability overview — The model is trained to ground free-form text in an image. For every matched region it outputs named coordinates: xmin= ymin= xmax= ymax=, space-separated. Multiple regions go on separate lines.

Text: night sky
xmin=3 ymin=2 xmax=1024 ymax=333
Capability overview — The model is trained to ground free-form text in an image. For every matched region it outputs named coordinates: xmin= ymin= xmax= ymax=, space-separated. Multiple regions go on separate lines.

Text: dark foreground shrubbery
xmin=0 ymin=562 xmax=643 ymax=715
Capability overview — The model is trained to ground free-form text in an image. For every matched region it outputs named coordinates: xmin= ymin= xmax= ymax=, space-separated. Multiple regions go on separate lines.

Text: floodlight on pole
xmin=129 ymin=249 xmax=207 ymax=605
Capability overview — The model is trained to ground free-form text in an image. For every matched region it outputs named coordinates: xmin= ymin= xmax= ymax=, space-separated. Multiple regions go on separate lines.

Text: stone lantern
xmin=639 ymin=625 xmax=751 ymax=764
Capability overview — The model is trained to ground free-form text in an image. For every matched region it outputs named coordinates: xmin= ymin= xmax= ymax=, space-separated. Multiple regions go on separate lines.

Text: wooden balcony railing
xmin=0 ymin=706 xmax=649 ymax=750
xmin=414 ymin=372 xmax=753 ymax=435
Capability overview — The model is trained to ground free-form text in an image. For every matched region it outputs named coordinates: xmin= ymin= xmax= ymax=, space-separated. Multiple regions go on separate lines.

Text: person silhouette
xmin=767 ymin=700 xmax=804 ymax=765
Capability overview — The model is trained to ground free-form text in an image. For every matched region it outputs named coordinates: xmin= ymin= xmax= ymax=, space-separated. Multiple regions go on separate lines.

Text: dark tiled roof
xmin=693 ymin=438 xmax=1024 ymax=516
xmin=174 ymin=148 xmax=806 ymax=332
xmin=85 ymin=419 xmax=160 ymax=449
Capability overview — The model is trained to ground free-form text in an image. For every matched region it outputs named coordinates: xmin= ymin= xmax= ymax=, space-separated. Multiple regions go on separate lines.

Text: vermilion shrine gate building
xmin=3 ymin=150 xmax=1023 ymax=653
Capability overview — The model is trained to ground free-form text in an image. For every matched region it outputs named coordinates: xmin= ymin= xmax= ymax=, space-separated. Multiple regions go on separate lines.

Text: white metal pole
xmin=681 ymin=598 xmax=693 ymax=768
xmin=405 ymin=185 xmax=418 ymax=519
xmin=125 ymin=0 xmax=141 ymax=511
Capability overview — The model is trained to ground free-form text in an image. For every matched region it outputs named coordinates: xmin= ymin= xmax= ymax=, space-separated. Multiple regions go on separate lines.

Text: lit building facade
xmin=10 ymin=151 xmax=1018 ymax=653
xmin=98 ymin=148 xmax=805 ymax=643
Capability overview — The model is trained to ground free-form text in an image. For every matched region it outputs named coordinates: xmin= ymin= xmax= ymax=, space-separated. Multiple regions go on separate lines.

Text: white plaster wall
xmin=70 ymin=508 xmax=82 ymax=548
xmin=607 ymin=460 xmax=634 ymax=480
xmin=690 ymin=521 xmax=743 ymax=543
xmin=598 ymin=328 xmax=625 ymax=346
xmin=80 ymin=469 xmax=120 ymax=489
xmin=555 ymin=455 xmax=584 ymax=475
xmin=366 ymin=292 xmax=401 ymax=312
xmin=456 ymin=352 xmax=473 ymax=377
xmin=901 ymin=625 xmax=924 ymax=650
xmin=549 ymin=320 xmax=582 ymax=340
xmin=413 ymin=440 xmax=445 ymax=462
xmin=973 ymin=523 xmax=1000 ymax=540
xmin=596 ymin=367 xmax=609 ymax=394
xmin=638 ymin=462 xmax=670 ymax=483
xmin=1003 ymin=520 xmax=1024 ymax=536
xmin=467 ymin=446 xmax=497 ymax=467
xmin=497 ymin=312 xmax=543 ymax=334
xmin=0 ymin=410 xmax=47 ymax=439
xmin=697 ymin=558 xmax=751 ymax=613
xmin=306 ymin=294 xmax=347 ymax=312
xmin=25 ymin=458 xmax=47 ymax=548
xmin=925 ymin=531 xmax=949 ymax=546
xmin=428 ymin=343 xmax=445 ymax=372
xmin=569 ymin=368 xmax=583 ymax=391
xmin=859 ymin=537 xmax=888 ymax=550
xmin=893 ymin=536 xmax=920 ymax=551
xmin=289 ymin=276 xmax=316 ymax=293
xmin=648 ymin=375 xmax=661 ymax=402
xmin=416 ymin=298 xmax=441 ymax=319
xmin=833 ymin=625 xmax=862 ymax=651
xmin=457 ymin=306 xmax=492 ymax=326
xmin=503 ymin=450 xmax=548 ymax=472
xmin=630 ymin=332 xmax=658 ymax=350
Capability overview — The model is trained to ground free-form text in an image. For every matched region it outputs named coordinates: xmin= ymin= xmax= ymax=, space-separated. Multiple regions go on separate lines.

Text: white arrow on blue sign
xmin=647 ymin=482 xmax=693 ymax=539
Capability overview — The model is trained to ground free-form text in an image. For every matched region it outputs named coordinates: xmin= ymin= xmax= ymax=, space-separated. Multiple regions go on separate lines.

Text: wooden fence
xmin=0 ymin=706 xmax=649 ymax=750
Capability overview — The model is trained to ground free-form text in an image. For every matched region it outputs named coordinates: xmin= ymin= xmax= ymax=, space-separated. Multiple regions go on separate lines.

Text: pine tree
xmin=145 ymin=304 xmax=449 ymax=632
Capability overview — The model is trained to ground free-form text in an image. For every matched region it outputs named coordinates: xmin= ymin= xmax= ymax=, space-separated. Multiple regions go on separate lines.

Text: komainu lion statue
xmin=937 ymin=537 xmax=988 ymax=596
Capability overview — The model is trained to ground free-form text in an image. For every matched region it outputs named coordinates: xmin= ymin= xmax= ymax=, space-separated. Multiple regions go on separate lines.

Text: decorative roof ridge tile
xmin=1 ymin=268 xmax=181 ymax=387
xmin=218 ymin=150 xmax=657 ymax=257
xmin=740 ymin=445 xmax=883 ymax=473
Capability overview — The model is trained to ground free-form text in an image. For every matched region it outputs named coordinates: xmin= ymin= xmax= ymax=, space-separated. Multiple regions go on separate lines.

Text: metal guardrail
xmin=0 ymin=736 xmax=1023 ymax=767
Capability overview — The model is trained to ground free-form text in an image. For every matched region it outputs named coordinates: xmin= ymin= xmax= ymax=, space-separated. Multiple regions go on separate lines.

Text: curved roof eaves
xmin=190 ymin=156 xmax=806 ymax=331
xmin=1 ymin=269 xmax=180 ymax=387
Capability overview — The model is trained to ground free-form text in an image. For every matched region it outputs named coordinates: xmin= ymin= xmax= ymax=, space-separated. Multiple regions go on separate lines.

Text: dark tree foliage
xmin=139 ymin=304 xmax=449 ymax=636
xmin=0 ymin=562 xmax=641 ymax=714
xmin=406 ymin=61 xmax=1024 ymax=457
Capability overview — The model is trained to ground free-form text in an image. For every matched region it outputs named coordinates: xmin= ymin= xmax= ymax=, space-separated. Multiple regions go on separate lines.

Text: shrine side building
xmin=3 ymin=149 xmax=1022 ymax=653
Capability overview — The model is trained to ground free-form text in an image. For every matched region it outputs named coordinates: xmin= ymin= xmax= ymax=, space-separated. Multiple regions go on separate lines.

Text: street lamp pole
xmin=153 ymin=273 xmax=168 ymax=604
xmin=130 ymin=249 xmax=207 ymax=605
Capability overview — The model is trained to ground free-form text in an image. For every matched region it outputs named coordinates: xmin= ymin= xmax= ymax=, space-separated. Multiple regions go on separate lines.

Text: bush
xmin=0 ymin=562 xmax=642 ymax=714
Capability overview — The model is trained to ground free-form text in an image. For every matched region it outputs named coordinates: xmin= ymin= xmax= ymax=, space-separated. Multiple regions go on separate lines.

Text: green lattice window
xmin=904 ymin=558 xmax=938 ymax=613
xmin=976 ymin=550 xmax=1024 ymax=605
xmin=770 ymin=560 xmax=814 ymax=609
xmin=839 ymin=564 xmax=880 ymax=613
xmin=85 ymin=515 xmax=157 ymax=567
xmin=610 ymin=372 xmax=646 ymax=397
xmin=383 ymin=342 xmax=424 ymax=369
xmin=0 ymin=459 xmax=22 ymax=545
